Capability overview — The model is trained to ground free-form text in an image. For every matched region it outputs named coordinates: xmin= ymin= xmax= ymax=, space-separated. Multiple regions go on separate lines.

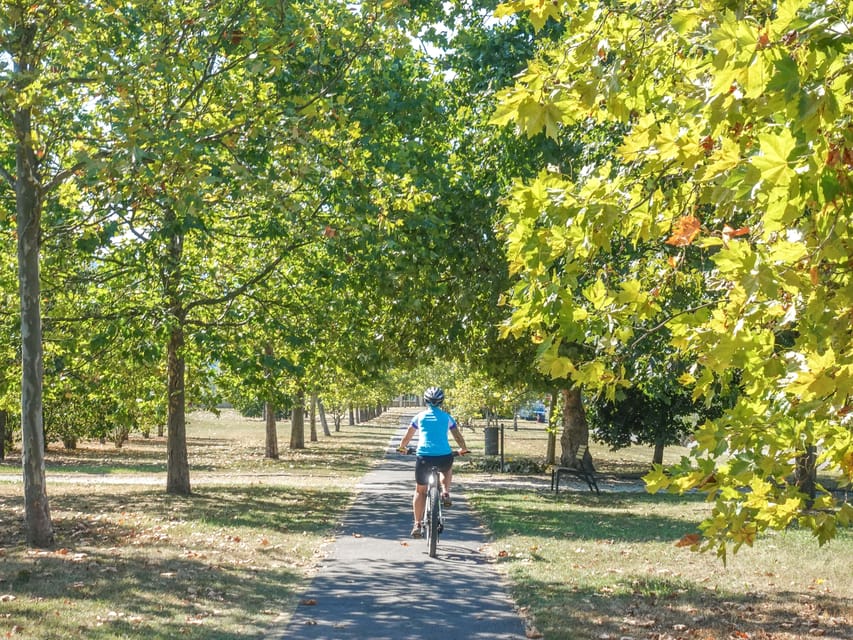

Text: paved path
xmin=275 ymin=425 xmax=528 ymax=640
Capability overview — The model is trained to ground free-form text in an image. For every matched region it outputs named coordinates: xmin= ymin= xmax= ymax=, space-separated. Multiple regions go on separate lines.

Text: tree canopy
xmin=493 ymin=0 xmax=852 ymax=556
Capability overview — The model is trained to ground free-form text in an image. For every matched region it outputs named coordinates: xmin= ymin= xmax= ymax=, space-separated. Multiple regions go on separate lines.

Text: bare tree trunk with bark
xmin=166 ymin=323 xmax=190 ymax=495
xmin=265 ymin=402 xmax=279 ymax=459
xmin=0 ymin=410 xmax=6 ymax=461
xmin=318 ymin=399 xmax=331 ymax=437
xmin=545 ymin=392 xmax=558 ymax=465
xmin=559 ymin=387 xmax=589 ymax=467
xmin=15 ymin=95 xmax=53 ymax=547
xmin=290 ymin=390 xmax=305 ymax=449
xmin=309 ymin=394 xmax=318 ymax=442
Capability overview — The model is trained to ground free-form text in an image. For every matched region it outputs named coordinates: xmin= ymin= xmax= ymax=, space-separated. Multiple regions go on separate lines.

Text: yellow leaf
xmin=751 ymin=130 xmax=796 ymax=185
xmin=643 ymin=466 xmax=671 ymax=493
xmin=583 ymin=278 xmax=609 ymax=310
xmin=702 ymin=136 xmax=741 ymax=180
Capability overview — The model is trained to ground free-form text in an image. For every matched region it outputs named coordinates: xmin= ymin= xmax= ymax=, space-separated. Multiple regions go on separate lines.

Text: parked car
xmin=517 ymin=401 xmax=547 ymax=422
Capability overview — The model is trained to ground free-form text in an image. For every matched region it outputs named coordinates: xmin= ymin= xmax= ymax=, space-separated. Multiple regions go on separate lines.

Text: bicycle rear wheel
xmin=427 ymin=482 xmax=440 ymax=557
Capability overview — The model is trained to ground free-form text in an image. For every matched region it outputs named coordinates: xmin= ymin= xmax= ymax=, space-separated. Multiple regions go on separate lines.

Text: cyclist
xmin=397 ymin=386 xmax=469 ymax=538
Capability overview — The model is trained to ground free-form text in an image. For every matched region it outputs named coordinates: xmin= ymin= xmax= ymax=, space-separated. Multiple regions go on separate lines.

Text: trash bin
xmin=484 ymin=426 xmax=499 ymax=456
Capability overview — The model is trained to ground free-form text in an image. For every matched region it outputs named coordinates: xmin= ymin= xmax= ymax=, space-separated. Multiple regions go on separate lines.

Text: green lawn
xmin=1 ymin=408 xmax=850 ymax=640
xmin=0 ymin=410 xmax=398 ymax=639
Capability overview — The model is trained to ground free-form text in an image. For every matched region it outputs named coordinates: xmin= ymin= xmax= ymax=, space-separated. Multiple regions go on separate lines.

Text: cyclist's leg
xmin=442 ymin=467 xmax=453 ymax=494
xmin=412 ymin=456 xmax=431 ymax=536
xmin=413 ymin=483 xmax=427 ymax=523
xmin=436 ymin=455 xmax=455 ymax=505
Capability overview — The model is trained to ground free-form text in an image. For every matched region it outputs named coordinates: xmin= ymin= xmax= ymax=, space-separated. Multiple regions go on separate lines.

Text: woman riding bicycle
xmin=397 ymin=387 xmax=469 ymax=538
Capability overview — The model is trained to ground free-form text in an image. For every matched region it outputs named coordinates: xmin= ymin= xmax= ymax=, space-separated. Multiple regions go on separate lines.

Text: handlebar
xmin=397 ymin=446 xmax=469 ymax=457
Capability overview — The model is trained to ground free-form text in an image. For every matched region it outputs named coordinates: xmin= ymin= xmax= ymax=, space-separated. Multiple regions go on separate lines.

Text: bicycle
xmin=401 ymin=446 xmax=464 ymax=558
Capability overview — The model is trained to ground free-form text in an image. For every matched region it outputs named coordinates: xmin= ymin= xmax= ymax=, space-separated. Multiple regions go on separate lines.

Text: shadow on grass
xmin=472 ymin=490 xmax=708 ymax=544
xmin=2 ymin=434 xmax=381 ymax=477
xmin=0 ymin=484 xmax=353 ymax=639
xmin=1 ymin=546 xmax=303 ymax=640
xmin=509 ymin=573 xmax=853 ymax=640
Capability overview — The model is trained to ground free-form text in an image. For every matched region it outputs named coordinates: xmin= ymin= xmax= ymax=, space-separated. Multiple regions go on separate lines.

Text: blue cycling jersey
xmin=410 ymin=406 xmax=457 ymax=456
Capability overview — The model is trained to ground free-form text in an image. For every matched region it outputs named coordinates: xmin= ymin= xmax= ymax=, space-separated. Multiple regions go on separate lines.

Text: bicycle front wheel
xmin=427 ymin=485 xmax=440 ymax=557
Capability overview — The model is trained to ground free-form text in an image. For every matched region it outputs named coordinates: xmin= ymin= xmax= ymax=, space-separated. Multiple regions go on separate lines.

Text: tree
xmin=1 ymin=0 xmax=132 ymax=547
xmin=70 ymin=0 xmax=425 ymax=493
xmin=493 ymin=0 xmax=852 ymax=556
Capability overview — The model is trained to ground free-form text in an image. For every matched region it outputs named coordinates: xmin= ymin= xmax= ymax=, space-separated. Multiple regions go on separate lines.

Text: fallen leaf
xmin=300 ymin=599 xmax=317 ymax=606
xmin=675 ymin=533 xmax=701 ymax=548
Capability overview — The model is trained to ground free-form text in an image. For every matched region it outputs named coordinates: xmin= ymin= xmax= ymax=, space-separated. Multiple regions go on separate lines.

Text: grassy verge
xmin=468 ymin=487 xmax=853 ymax=640
xmin=2 ymin=409 xmax=850 ymax=639
xmin=0 ymin=411 xmax=399 ymax=639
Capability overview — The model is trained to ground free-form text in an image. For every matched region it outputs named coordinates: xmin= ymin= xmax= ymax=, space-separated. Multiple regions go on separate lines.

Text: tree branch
xmin=183 ymin=234 xmax=320 ymax=315
xmin=0 ymin=166 xmax=14 ymax=190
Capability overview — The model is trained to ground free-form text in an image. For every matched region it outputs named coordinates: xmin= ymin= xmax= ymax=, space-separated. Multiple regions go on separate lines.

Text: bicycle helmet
xmin=423 ymin=386 xmax=444 ymax=406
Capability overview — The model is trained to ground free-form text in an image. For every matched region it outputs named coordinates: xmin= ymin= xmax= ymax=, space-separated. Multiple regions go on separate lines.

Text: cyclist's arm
xmin=450 ymin=426 xmax=469 ymax=454
xmin=397 ymin=425 xmax=417 ymax=452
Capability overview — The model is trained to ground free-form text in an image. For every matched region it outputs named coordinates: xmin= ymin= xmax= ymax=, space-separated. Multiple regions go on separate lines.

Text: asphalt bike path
xmin=275 ymin=424 xmax=528 ymax=640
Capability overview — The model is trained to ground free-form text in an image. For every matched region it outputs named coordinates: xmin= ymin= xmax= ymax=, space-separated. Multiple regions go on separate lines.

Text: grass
xmin=468 ymin=488 xmax=853 ymax=640
xmin=0 ymin=410 xmax=399 ymax=639
xmin=461 ymin=417 xmax=852 ymax=639
xmin=1 ymin=408 xmax=851 ymax=639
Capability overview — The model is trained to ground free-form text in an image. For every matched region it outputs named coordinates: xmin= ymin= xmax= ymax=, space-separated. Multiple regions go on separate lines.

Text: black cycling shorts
xmin=415 ymin=454 xmax=455 ymax=486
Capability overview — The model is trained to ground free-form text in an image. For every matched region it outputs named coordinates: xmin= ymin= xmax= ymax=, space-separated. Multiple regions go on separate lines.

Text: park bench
xmin=550 ymin=444 xmax=600 ymax=494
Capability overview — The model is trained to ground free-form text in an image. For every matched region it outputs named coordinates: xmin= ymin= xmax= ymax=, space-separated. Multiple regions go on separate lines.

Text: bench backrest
xmin=576 ymin=444 xmax=596 ymax=472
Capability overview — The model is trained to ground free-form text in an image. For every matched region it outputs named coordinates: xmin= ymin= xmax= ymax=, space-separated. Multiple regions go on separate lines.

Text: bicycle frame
xmin=423 ymin=465 xmax=444 ymax=558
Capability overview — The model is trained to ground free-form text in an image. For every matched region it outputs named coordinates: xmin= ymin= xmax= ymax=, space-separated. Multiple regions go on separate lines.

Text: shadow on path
xmin=273 ymin=429 xmax=527 ymax=640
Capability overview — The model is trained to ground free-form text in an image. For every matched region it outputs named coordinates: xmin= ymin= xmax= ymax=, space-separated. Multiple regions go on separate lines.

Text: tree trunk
xmin=264 ymin=401 xmax=279 ymax=459
xmin=348 ymin=403 xmax=354 ymax=426
xmin=163 ymin=201 xmax=190 ymax=496
xmin=309 ymin=393 xmax=318 ymax=442
xmin=166 ymin=322 xmax=190 ymax=495
xmin=318 ymin=398 xmax=331 ymax=436
xmin=263 ymin=343 xmax=279 ymax=458
xmin=653 ymin=440 xmax=665 ymax=466
xmin=290 ymin=390 xmax=305 ymax=449
xmin=0 ymin=409 xmax=6 ymax=461
xmin=795 ymin=446 xmax=817 ymax=505
xmin=545 ymin=392 xmax=558 ymax=465
xmin=559 ymin=387 xmax=589 ymax=467
xmin=15 ymin=98 xmax=53 ymax=548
